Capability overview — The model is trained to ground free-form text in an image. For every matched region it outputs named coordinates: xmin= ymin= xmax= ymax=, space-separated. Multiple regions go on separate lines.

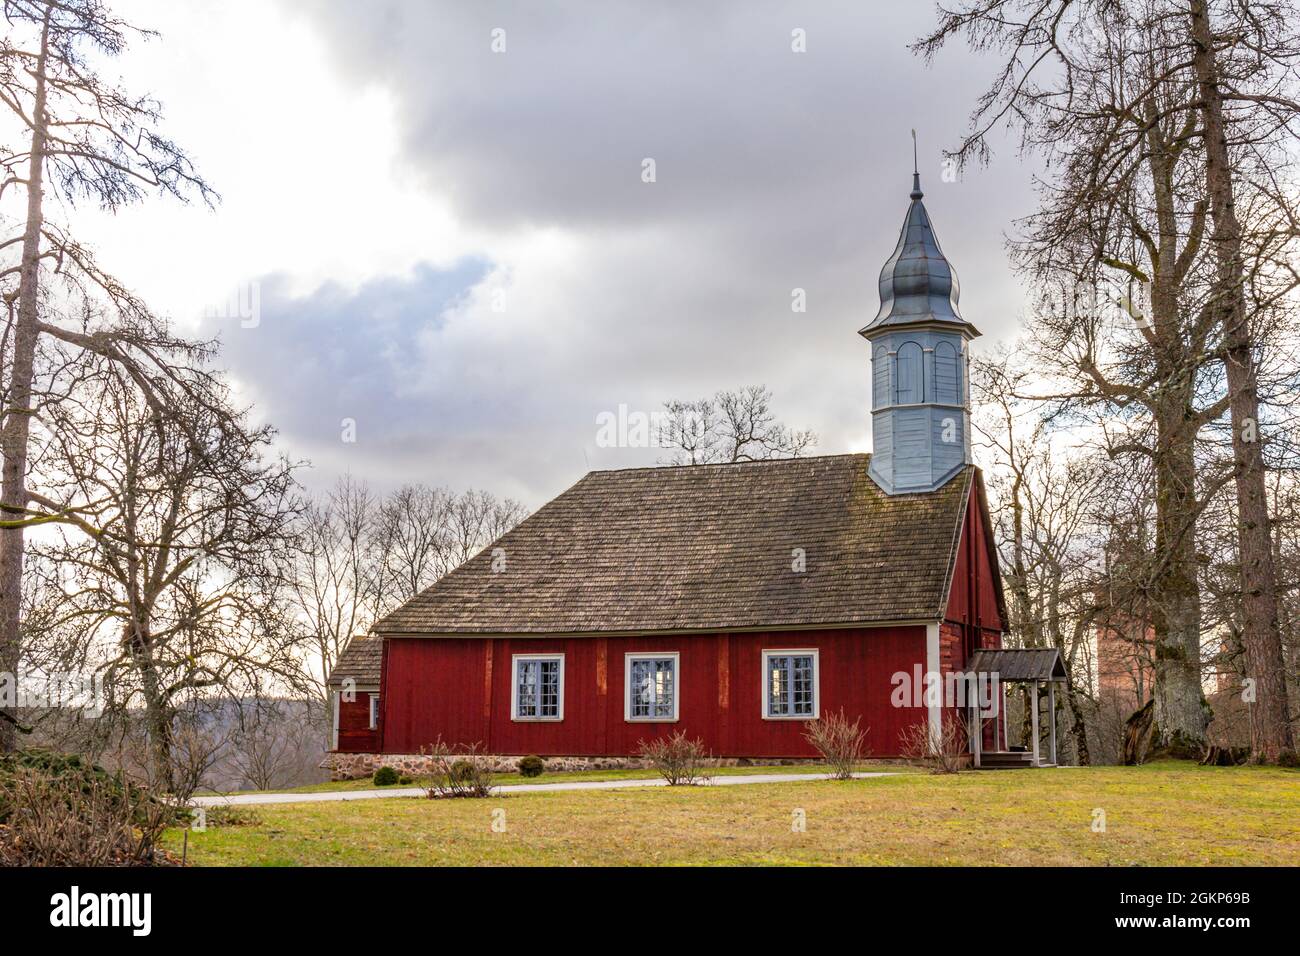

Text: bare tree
xmin=1185 ymin=0 xmax=1298 ymax=762
xmin=27 ymin=358 xmax=301 ymax=787
xmin=288 ymin=476 xmax=380 ymax=716
xmin=373 ymin=484 xmax=454 ymax=605
xmin=917 ymin=0 xmax=1299 ymax=766
xmin=913 ymin=0 xmax=1290 ymax=757
xmin=0 ymin=0 xmax=215 ymax=749
xmin=286 ymin=480 xmax=526 ymax=738
xmin=973 ymin=354 xmax=1105 ymax=764
xmin=444 ymin=488 xmax=528 ymax=570
xmin=224 ymin=699 xmax=322 ymax=792
xmin=657 ymin=385 xmax=816 ymax=465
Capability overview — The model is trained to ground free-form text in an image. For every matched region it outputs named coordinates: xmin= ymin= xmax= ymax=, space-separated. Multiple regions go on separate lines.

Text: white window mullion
xmin=762 ymin=649 xmax=820 ymax=720
xmin=624 ymin=652 xmax=680 ymax=722
xmin=512 ymin=654 xmax=565 ymax=721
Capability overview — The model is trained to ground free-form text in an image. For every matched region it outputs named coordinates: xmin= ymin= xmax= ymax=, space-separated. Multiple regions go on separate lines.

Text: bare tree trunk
xmin=1053 ymin=615 xmax=1092 ymax=766
xmin=1150 ymin=424 xmax=1210 ymax=757
xmin=1123 ymin=698 xmax=1156 ymax=765
xmin=1189 ymin=0 xmax=1294 ymax=763
xmin=1142 ymin=112 xmax=1210 ymax=758
xmin=1065 ymin=680 xmax=1091 ymax=766
xmin=1008 ymin=472 xmax=1036 ymax=643
xmin=129 ymin=622 xmax=175 ymax=791
xmin=0 ymin=17 xmax=49 ymax=752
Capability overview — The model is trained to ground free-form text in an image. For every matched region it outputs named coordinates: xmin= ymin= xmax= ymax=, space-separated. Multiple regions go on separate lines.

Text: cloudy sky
xmin=76 ymin=0 xmax=1038 ymax=508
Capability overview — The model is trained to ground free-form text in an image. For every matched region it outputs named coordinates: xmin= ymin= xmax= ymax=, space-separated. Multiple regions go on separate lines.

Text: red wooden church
xmin=328 ymin=174 xmax=1026 ymax=773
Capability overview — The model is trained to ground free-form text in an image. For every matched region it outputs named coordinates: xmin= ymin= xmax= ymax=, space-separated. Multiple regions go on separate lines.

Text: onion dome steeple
xmin=859 ymin=168 xmax=979 ymax=338
xmin=859 ymin=151 xmax=980 ymax=496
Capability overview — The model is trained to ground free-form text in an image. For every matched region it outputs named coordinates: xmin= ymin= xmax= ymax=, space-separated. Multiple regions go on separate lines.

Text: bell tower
xmin=860 ymin=165 xmax=980 ymax=495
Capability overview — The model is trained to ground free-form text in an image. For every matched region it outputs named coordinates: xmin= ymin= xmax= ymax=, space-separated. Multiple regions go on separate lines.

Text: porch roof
xmin=967 ymin=647 xmax=1066 ymax=682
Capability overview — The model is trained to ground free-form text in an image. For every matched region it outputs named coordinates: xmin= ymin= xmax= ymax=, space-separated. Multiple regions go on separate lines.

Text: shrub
xmin=803 ymin=709 xmax=869 ymax=779
xmin=517 ymin=755 xmax=545 ymax=778
xmin=898 ymin=713 xmax=967 ymax=774
xmin=419 ymin=739 xmax=495 ymax=798
xmin=638 ymin=731 xmax=715 ymax=786
xmin=0 ymin=749 xmax=123 ymax=823
xmin=0 ymin=756 xmax=177 ymax=866
xmin=372 ymin=766 xmax=400 ymax=787
xmin=398 ymin=775 xmax=414 ymax=785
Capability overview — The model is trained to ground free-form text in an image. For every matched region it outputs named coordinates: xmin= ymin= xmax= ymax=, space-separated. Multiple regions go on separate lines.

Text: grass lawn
xmin=169 ymin=762 xmax=1299 ymax=866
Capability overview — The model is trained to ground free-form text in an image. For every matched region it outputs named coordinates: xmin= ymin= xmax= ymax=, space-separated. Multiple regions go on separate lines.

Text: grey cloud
xmin=300 ymin=0 xmax=1023 ymax=234
xmin=248 ymin=0 xmax=1038 ymax=504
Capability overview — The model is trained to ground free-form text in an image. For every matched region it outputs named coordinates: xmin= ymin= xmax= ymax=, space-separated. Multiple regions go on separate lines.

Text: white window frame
xmin=624 ymin=652 xmax=681 ymax=722
xmin=761 ymin=648 xmax=820 ymax=720
xmin=368 ymin=694 xmax=380 ymax=730
xmin=511 ymin=653 xmax=565 ymax=721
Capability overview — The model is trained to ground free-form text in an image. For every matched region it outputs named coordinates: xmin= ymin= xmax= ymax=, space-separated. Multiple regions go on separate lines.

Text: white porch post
xmin=331 ymin=691 xmax=340 ymax=751
xmin=1030 ymin=680 xmax=1040 ymax=768
xmin=1048 ymin=681 xmax=1057 ymax=766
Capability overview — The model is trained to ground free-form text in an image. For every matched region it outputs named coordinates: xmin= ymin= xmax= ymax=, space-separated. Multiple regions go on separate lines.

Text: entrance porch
xmin=965 ymin=648 xmax=1068 ymax=769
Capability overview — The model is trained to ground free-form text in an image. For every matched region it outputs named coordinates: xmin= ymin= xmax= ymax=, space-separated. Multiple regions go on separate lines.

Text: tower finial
xmin=910 ymin=129 xmax=923 ymax=200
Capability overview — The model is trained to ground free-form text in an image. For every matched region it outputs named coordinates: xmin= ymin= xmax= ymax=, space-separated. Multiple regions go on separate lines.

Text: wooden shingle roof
xmin=326 ymin=635 xmax=382 ymax=688
xmin=374 ymin=454 xmax=975 ymax=637
xmin=967 ymin=648 xmax=1066 ymax=682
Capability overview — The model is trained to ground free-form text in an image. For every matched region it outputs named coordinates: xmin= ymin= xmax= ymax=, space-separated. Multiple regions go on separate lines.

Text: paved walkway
xmin=193 ymin=771 xmax=897 ymax=807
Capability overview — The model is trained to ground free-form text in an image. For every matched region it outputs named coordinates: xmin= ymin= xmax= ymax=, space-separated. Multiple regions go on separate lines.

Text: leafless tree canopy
xmin=0 ymin=0 xmax=216 ymax=750
xmin=918 ymin=0 xmax=1300 ymax=762
xmin=286 ymin=478 xmax=527 ymax=711
xmin=20 ymin=356 xmax=302 ymax=786
xmin=657 ymin=384 xmax=817 ymax=465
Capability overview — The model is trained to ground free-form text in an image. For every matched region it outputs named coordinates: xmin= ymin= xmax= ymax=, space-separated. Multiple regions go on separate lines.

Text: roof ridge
xmin=586 ymin=452 xmax=869 ymax=476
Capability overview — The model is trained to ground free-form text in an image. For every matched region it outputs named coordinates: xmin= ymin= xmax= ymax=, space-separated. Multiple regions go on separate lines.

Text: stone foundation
xmin=321 ymin=751 xmax=834 ymax=781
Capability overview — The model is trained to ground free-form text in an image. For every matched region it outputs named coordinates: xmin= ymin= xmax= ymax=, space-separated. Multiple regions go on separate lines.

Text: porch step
xmin=976 ymin=752 xmax=1037 ymax=769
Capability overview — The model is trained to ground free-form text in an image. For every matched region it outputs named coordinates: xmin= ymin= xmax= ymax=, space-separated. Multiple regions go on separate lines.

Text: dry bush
xmin=164 ymin=717 xmax=224 ymax=802
xmin=0 ymin=761 xmax=178 ymax=866
xmin=638 ymin=731 xmax=715 ymax=786
xmin=419 ymin=739 xmax=495 ymax=798
xmin=897 ymin=712 xmax=967 ymax=774
xmin=803 ymin=709 xmax=869 ymax=779
xmin=222 ymin=700 xmax=326 ymax=792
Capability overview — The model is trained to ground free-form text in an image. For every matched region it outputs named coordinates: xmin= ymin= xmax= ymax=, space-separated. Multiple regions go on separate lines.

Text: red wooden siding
xmin=380 ymin=626 xmax=931 ymax=758
xmin=336 ymin=692 xmax=380 ymax=753
xmin=944 ymin=477 xmax=1004 ymax=649
xmin=941 ymin=478 xmax=1006 ymax=751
